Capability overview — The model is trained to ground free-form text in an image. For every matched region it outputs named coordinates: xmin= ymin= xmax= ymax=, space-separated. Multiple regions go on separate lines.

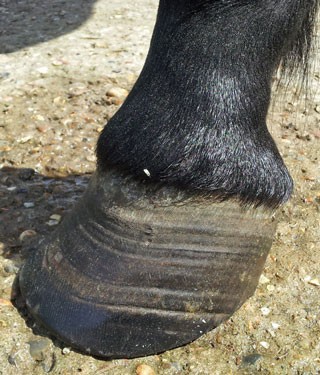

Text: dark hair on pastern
xmin=97 ymin=0 xmax=319 ymax=208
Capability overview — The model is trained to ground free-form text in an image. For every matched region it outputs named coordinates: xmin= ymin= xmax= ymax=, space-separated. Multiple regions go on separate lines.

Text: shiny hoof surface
xmin=19 ymin=169 xmax=276 ymax=358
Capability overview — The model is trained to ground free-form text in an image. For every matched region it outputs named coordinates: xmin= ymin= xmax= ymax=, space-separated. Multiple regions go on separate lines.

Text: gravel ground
xmin=0 ymin=1 xmax=319 ymax=374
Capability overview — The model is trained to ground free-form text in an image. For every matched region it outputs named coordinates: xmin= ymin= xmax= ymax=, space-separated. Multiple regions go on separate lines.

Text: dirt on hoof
xmin=0 ymin=1 xmax=319 ymax=374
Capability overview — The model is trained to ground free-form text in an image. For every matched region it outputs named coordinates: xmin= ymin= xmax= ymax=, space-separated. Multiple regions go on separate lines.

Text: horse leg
xmin=19 ymin=0 xmax=319 ymax=358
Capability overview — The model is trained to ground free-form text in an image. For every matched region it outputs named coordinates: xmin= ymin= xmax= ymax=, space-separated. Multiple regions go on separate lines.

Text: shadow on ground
xmin=0 ymin=167 xmax=90 ymax=259
xmin=0 ymin=0 xmax=97 ymax=53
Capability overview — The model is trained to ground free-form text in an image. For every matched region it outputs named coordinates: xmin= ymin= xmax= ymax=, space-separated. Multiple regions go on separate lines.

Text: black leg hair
xmin=97 ymin=0 xmax=319 ymax=207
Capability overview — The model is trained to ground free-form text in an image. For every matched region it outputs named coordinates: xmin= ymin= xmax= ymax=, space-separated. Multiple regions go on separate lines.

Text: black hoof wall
xmin=19 ymin=170 xmax=276 ymax=358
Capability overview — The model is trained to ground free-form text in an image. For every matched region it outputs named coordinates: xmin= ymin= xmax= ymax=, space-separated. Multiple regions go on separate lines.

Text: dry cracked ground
xmin=0 ymin=1 xmax=319 ymax=374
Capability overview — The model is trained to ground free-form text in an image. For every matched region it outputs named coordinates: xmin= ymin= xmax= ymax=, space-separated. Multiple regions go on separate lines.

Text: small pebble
xmin=271 ymin=322 xmax=280 ymax=330
xmin=36 ymin=124 xmax=49 ymax=133
xmin=7 ymin=186 xmax=16 ymax=191
xmin=260 ymin=341 xmax=270 ymax=349
xmin=51 ymin=60 xmax=63 ymax=66
xmin=261 ymin=307 xmax=271 ymax=316
xmin=107 ymin=87 xmax=128 ymax=105
xmin=136 ymin=363 xmax=156 ymax=375
xmin=86 ymin=154 xmax=96 ymax=162
xmin=242 ymin=353 xmax=262 ymax=365
xmin=17 ymin=135 xmax=33 ymax=144
xmin=259 ymin=275 xmax=270 ymax=284
xmin=50 ymin=214 xmax=61 ymax=222
xmin=62 ymin=347 xmax=71 ymax=355
xmin=28 ymin=338 xmax=51 ymax=361
xmin=47 ymin=220 xmax=59 ymax=226
xmin=24 ymin=202 xmax=35 ymax=208
xmin=69 ymin=83 xmax=87 ymax=96
xmin=19 ymin=229 xmax=37 ymax=243
xmin=35 ymin=114 xmax=45 ymax=121
xmin=267 ymin=329 xmax=276 ymax=338
xmin=106 ymin=87 xmax=128 ymax=100
xmin=53 ymin=96 xmax=66 ymax=105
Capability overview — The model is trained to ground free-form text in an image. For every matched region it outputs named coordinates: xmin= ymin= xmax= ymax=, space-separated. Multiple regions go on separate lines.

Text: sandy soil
xmin=0 ymin=1 xmax=319 ymax=374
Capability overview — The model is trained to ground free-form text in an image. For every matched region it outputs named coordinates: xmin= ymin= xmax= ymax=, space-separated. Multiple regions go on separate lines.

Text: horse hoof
xmin=19 ymin=169 xmax=276 ymax=359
